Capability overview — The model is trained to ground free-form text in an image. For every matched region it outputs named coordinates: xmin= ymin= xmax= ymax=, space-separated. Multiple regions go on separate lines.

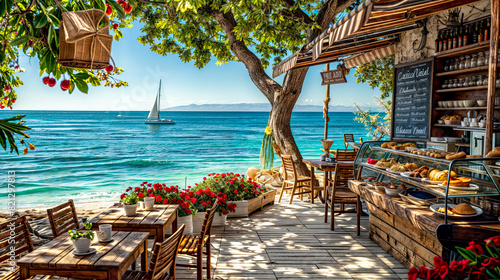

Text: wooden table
xmin=18 ymin=231 xmax=148 ymax=280
xmin=89 ymin=204 xmax=179 ymax=243
xmin=302 ymin=159 xmax=338 ymax=204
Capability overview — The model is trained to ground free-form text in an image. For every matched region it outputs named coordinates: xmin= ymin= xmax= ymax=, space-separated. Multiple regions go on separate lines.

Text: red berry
xmin=48 ymin=78 xmax=56 ymax=87
xmin=4 ymin=86 xmax=11 ymax=91
xmin=113 ymin=23 xmax=118 ymax=29
xmin=105 ymin=65 xmax=114 ymax=73
xmin=117 ymin=0 xmax=125 ymax=4
xmin=43 ymin=76 xmax=50 ymax=84
xmin=60 ymin=80 xmax=71 ymax=91
xmin=105 ymin=3 xmax=113 ymax=15
xmin=123 ymin=3 xmax=132 ymax=13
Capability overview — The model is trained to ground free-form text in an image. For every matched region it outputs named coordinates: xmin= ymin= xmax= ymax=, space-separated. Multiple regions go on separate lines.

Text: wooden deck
xmin=175 ymin=196 xmax=409 ymax=280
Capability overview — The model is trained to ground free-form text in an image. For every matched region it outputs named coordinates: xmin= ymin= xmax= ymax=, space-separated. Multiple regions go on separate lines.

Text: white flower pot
xmin=144 ymin=197 xmax=155 ymax=210
xmin=139 ymin=201 xmax=145 ymax=209
xmin=72 ymin=238 xmax=91 ymax=253
xmin=123 ymin=204 xmax=138 ymax=216
xmin=192 ymin=212 xmax=206 ymax=235
xmin=213 ymin=214 xmax=227 ymax=227
xmin=167 ymin=215 xmax=193 ymax=235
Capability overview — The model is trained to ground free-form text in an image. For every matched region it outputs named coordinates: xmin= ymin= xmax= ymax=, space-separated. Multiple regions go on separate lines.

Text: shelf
xmin=434 ymin=124 xmax=460 ymax=128
xmin=360 ymin=163 xmax=499 ymax=198
xmin=435 ymin=107 xmax=491 ymax=111
xmin=435 ymin=85 xmax=496 ymax=93
xmin=371 ymin=147 xmax=450 ymax=164
xmin=435 ymin=41 xmax=493 ymax=58
xmin=433 ymin=124 xmax=500 ymax=132
xmin=435 ymin=65 xmax=493 ymax=77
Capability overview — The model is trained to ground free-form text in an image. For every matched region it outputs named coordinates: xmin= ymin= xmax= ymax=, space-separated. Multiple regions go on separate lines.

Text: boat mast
xmin=157 ymin=80 xmax=161 ymax=120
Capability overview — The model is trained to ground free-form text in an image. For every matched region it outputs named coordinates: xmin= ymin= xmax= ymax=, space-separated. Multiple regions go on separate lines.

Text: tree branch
xmin=212 ymin=9 xmax=281 ymax=105
xmin=135 ymin=0 xmax=168 ymax=7
xmin=282 ymin=0 xmax=313 ymax=24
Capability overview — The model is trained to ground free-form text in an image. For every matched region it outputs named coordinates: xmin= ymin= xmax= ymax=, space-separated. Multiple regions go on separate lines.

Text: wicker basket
xmin=59 ymin=9 xmax=112 ymax=70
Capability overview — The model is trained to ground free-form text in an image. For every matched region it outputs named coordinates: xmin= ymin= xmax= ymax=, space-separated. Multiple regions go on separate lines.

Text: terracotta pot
xmin=123 ymin=204 xmax=138 ymax=216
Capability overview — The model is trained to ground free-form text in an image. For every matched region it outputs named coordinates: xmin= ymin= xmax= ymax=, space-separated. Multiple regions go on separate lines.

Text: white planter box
xmin=227 ymin=189 xmax=277 ymax=218
xmin=213 ymin=214 xmax=227 ymax=227
xmin=192 ymin=212 xmax=206 ymax=235
xmin=167 ymin=214 xmax=193 ymax=235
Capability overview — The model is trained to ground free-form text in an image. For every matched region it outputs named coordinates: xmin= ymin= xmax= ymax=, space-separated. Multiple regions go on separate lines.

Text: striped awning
xmin=344 ymin=44 xmax=396 ymax=69
xmin=272 ymin=0 xmax=482 ymax=77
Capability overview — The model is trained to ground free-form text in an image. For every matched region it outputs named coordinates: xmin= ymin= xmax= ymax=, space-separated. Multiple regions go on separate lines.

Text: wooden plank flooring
xmin=174 ymin=196 xmax=409 ymax=280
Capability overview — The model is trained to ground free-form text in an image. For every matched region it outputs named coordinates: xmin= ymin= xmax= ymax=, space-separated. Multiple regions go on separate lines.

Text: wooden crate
xmin=261 ymin=188 xmax=277 ymax=208
xmin=227 ymin=189 xmax=276 ymax=217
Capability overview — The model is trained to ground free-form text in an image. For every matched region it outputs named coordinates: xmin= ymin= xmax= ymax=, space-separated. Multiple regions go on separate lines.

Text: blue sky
xmin=13 ymin=23 xmax=381 ymax=111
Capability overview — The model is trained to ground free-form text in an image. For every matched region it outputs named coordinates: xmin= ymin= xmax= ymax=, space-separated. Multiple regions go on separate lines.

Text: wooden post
xmin=323 ymin=64 xmax=331 ymax=140
xmin=486 ymin=0 xmax=499 ymax=153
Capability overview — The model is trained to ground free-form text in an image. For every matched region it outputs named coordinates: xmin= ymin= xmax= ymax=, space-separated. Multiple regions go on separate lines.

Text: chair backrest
xmin=333 ymin=163 xmax=355 ymax=190
xmin=335 ymin=149 xmax=357 ymax=162
xmin=0 ymin=216 xmax=34 ymax=263
xmin=281 ymin=155 xmax=298 ymax=181
xmin=147 ymin=224 xmax=185 ymax=280
xmin=47 ymin=199 xmax=79 ymax=238
xmin=343 ymin=134 xmax=355 ymax=148
xmin=198 ymin=201 xmax=218 ymax=247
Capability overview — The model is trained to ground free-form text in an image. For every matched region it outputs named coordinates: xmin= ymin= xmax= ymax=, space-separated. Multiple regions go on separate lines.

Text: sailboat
xmin=117 ymin=112 xmax=122 ymax=117
xmin=145 ymin=80 xmax=175 ymax=125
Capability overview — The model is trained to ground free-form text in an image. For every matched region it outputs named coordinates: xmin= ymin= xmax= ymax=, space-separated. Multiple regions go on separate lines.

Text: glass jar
xmin=463 ymin=77 xmax=470 ymax=87
xmin=483 ymin=76 xmax=489 ymax=86
xmin=493 ymin=203 xmax=499 ymax=217
xmin=449 ymin=60 xmax=455 ymax=71
xmin=453 ymin=79 xmax=459 ymax=88
xmin=471 ymin=54 xmax=478 ymax=68
xmin=444 ymin=60 xmax=450 ymax=71
xmin=459 ymin=56 xmax=466 ymax=70
xmin=465 ymin=55 xmax=471 ymax=69
xmin=497 ymin=74 xmax=500 ymax=85
xmin=469 ymin=76 xmax=477 ymax=87
xmin=477 ymin=75 xmax=483 ymax=86
xmin=441 ymin=80 xmax=448 ymax=89
xmin=485 ymin=51 xmax=490 ymax=65
xmin=454 ymin=58 xmax=460 ymax=70
xmin=477 ymin=52 xmax=485 ymax=67
xmin=458 ymin=78 xmax=465 ymax=87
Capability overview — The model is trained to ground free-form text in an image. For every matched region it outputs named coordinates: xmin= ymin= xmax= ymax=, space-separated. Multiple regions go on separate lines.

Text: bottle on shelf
xmin=473 ymin=22 xmax=479 ymax=44
xmin=485 ymin=18 xmax=491 ymax=41
xmin=464 ymin=25 xmax=470 ymax=46
xmin=452 ymin=28 xmax=458 ymax=49
xmin=478 ymin=20 xmax=484 ymax=43
xmin=448 ymin=29 xmax=453 ymax=50
xmin=443 ymin=30 xmax=448 ymax=51
xmin=435 ymin=31 xmax=440 ymax=53
xmin=458 ymin=27 xmax=463 ymax=48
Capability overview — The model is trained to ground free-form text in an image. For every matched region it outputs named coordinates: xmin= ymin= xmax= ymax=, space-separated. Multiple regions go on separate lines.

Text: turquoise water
xmin=0 ymin=111 xmax=369 ymax=208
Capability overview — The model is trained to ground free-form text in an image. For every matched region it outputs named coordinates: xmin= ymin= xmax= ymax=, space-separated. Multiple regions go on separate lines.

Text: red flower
xmin=105 ymin=3 xmax=112 ymax=15
xmin=481 ymin=257 xmax=500 ymax=269
xmin=418 ymin=266 xmax=430 ymax=280
xmin=163 ymin=198 xmax=169 ymax=204
xmin=221 ymin=209 xmax=227 ymax=215
xmin=155 ymin=196 xmax=162 ymax=202
xmin=134 ymin=187 xmax=140 ymax=192
xmin=408 ymin=267 xmax=419 ymax=280
xmin=191 ymin=198 xmax=197 ymax=203
xmin=229 ymin=180 xmax=234 ymax=184
xmin=470 ymin=266 xmax=488 ymax=280
xmin=138 ymin=192 xmax=145 ymax=198
xmin=221 ymin=173 xmax=226 ymax=177
xmin=253 ymin=190 xmax=258 ymax=194
xmin=234 ymin=189 xmax=238 ymax=194
xmin=467 ymin=241 xmax=484 ymax=255
xmin=437 ymin=265 xmax=448 ymax=279
xmin=244 ymin=188 xmax=248 ymax=191
xmin=148 ymin=194 xmax=154 ymax=197
xmin=147 ymin=188 xmax=153 ymax=193
xmin=120 ymin=193 xmax=125 ymax=199
xmin=485 ymin=236 xmax=500 ymax=247
xmin=434 ymin=256 xmax=446 ymax=268
xmin=203 ymin=177 xmax=207 ymax=180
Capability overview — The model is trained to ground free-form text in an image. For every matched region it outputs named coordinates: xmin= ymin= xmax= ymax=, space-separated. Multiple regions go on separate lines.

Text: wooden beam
xmin=486 ymin=0 xmax=499 ymax=153
xmin=324 ymin=63 xmax=330 ymax=140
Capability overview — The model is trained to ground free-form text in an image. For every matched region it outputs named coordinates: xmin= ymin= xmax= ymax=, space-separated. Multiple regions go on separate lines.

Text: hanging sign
xmin=321 ymin=65 xmax=348 ymax=85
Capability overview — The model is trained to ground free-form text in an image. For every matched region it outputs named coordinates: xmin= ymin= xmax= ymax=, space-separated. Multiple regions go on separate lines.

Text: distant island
xmin=164 ymin=103 xmax=380 ymax=112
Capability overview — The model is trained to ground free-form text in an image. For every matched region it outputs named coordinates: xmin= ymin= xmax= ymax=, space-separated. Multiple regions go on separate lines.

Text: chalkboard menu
xmin=391 ymin=58 xmax=434 ymax=141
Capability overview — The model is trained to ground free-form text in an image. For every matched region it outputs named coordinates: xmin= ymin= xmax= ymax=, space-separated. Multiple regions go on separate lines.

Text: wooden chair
xmin=46 ymin=199 xmax=80 ymax=238
xmin=343 ymin=134 xmax=355 ymax=149
xmin=0 ymin=216 xmax=54 ymax=280
xmin=176 ymin=202 xmax=217 ymax=280
xmin=324 ymin=163 xmax=361 ymax=235
xmin=279 ymin=155 xmax=321 ymax=204
xmin=123 ymin=225 xmax=185 ymax=280
xmin=335 ymin=149 xmax=357 ymax=162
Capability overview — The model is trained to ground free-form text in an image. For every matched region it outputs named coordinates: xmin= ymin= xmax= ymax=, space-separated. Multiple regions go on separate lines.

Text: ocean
xmin=0 ymin=110 xmax=370 ymax=208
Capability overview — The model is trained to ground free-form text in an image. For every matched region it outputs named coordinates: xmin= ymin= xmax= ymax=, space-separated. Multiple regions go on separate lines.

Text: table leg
xmin=109 ymin=269 xmax=122 ymax=280
xmin=141 ymin=239 xmax=148 ymax=271
xmin=19 ymin=267 xmax=29 ymax=280
xmin=170 ymin=209 xmax=178 ymax=277
xmin=310 ymin=166 xmax=315 ymax=204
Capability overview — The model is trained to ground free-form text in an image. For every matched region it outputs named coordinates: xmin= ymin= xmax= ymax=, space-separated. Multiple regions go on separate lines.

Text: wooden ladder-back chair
xmin=324 ymin=163 xmax=361 ymax=235
xmin=0 ymin=216 xmax=55 ymax=280
xmin=335 ymin=149 xmax=357 ymax=162
xmin=279 ymin=155 xmax=320 ymax=204
xmin=176 ymin=202 xmax=217 ymax=280
xmin=343 ymin=134 xmax=355 ymax=149
xmin=123 ymin=225 xmax=185 ymax=280
xmin=47 ymin=199 xmax=80 ymax=238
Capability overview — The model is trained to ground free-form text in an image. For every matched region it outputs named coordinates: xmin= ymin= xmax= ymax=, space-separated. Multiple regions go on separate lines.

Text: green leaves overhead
xmin=0 ymin=115 xmax=31 ymax=154
xmin=132 ymin=0 xmax=324 ymax=69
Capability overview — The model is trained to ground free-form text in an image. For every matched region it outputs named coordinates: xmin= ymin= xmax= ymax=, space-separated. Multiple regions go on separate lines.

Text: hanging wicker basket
xmin=58 ymin=9 xmax=112 ymax=70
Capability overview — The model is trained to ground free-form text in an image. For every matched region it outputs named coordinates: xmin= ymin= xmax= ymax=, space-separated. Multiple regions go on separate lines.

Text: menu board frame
xmin=391 ymin=57 xmax=434 ymax=141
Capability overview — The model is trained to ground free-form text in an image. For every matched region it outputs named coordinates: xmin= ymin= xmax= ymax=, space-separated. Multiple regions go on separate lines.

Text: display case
xmin=354 ymin=141 xmax=500 ymax=223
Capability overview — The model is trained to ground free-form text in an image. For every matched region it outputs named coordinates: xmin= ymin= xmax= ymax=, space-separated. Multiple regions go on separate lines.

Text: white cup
xmin=97 ymin=224 xmax=112 ymax=241
xmin=144 ymin=197 xmax=155 ymax=210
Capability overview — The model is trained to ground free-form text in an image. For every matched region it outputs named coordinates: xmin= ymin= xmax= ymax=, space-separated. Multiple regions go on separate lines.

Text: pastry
xmin=404 ymin=163 xmax=418 ymax=171
xmin=486 ymin=148 xmax=500 ymax=158
xmin=389 ymin=163 xmax=406 ymax=172
xmin=444 ymin=177 xmax=471 ymax=187
xmin=381 ymin=142 xmax=397 ymax=148
xmin=446 ymin=152 xmax=467 ymax=160
xmin=438 ymin=207 xmax=454 ymax=215
xmin=452 ymin=203 xmax=476 ymax=215
xmin=466 ymin=155 xmax=483 ymax=158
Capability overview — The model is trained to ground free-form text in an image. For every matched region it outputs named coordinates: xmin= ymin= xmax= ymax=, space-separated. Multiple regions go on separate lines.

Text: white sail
xmin=147 ymin=95 xmax=159 ymax=120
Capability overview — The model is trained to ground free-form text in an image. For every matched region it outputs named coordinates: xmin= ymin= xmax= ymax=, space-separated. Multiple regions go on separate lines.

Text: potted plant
xmin=193 ymin=173 xmax=273 ymax=217
xmin=190 ymin=188 xmax=236 ymax=233
xmin=121 ymin=192 xmax=139 ymax=216
xmin=68 ymin=222 xmax=95 ymax=253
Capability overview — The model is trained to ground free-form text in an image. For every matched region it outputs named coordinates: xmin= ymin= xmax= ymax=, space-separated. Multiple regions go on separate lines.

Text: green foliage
xmin=68 ymin=222 xmax=95 ymax=240
xmin=192 ymin=172 xmax=266 ymax=201
xmin=353 ymin=55 xmax=394 ymax=139
xmin=0 ymin=115 xmax=31 ymax=154
xmin=121 ymin=191 xmax=139 ymax=205
xmin=129 ymin=0 xmax=325 ymax=69
xmin=354 ymin=55 xmax=394 ymax=100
